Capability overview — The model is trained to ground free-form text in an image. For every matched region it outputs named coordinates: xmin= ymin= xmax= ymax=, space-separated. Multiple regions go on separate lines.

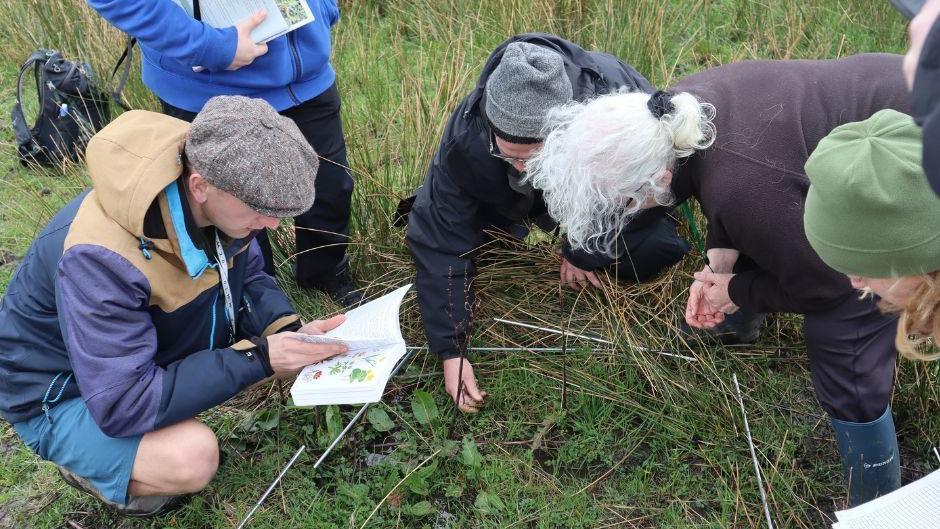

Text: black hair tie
xmin=647 ymin=90 xmax=675 ymax=119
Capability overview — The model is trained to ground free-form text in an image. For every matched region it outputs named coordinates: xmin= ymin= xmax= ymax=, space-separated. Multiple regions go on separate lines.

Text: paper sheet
xmin=172 ymin=0 xmax=315 ymax=43
xmin=832 ymin=468 xmax=940 ymax=529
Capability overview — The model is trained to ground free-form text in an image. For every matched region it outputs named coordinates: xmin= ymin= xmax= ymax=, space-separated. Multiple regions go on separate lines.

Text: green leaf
xmin=337 ymin=482 xmax=370 ymax=502
xmin=404 ymin=461 xmax=437 ymax=496
xmin=367 ymin=407 xmax=395 ymax=432
xmin=439 ymin=439 xmax=459 ymax=458
xmin=460 ymin=436 xmax=483 ymax=468
xmin=474 ymin=491 xmax=506 ymax=514
xmin=253 ymin=408 xmax=280 ymax=432
xmin=404 ymin=473 xmax=429 ymax=496
xmin=403 ymin=500 xmax=435 ymax=517
xmin=411 ymin=390 xmax=439 ymax=426
xmin=444 ymin=482 xmax=464 ymax=498
xmin=325 ymin=405 xmax=343 ymax=440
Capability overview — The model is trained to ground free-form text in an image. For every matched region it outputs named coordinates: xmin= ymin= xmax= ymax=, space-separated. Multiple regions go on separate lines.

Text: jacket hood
xmin=85 ymin=110 xmax=190 ymax=238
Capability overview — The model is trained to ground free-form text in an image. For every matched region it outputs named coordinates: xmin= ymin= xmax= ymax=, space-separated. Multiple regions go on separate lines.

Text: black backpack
xmin=11 ymin=49 xmax=111 ymax=166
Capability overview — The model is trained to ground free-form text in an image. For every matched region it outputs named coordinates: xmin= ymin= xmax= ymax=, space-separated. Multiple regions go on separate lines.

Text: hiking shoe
xmin=57 ymin=465 xmax=186 ymax=518
xmin=322 ymin=266 xmax=363 ymax=308
xmin=296 ymin=257 xmax=363 ymax=308
xmin=679 ymin=309 xmax=766 ymax=345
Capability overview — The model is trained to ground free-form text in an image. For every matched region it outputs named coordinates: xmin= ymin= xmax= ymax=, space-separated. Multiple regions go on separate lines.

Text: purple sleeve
xmin=704 ymin=217 xmax=733 ymax=251
xmin=56 ymin=245 xmax=163 ymax=437
xmin=728 ymin=264 xmax=851 ymax=314
xmin=57 ymin=245 xmax=269 ymax=437
xmin=87 ymin=0 xmax=237 ymax=71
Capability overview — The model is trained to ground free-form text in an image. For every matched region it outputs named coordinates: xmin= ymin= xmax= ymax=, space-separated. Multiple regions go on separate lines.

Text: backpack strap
xmin=110 ymin=37 xmax=136 ymax=111
xmin=110 ymin=0 xmax=203 ymax=112
xmin=11 ymin=50 xmax=56 ymax=158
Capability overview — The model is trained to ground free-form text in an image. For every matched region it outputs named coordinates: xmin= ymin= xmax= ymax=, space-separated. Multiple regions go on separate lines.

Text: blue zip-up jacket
xmin=87 ymin=0 xmax=340 ymax=112
xmin=0 ymin=111 xmax=301 ymax=437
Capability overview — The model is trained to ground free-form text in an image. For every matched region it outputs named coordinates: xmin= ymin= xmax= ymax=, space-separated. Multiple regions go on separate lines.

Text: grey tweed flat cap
xmin=186 ymin=95 xmax=318 ymax=218
xmin=485 ymin=42 xmax=572 ymax=141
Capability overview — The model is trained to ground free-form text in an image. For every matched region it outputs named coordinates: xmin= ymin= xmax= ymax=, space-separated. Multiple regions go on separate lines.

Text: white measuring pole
xmin=236 ymin=348 xmax=416 ymax=528
xmin=732 ymin=373 xmax=775 ymax=529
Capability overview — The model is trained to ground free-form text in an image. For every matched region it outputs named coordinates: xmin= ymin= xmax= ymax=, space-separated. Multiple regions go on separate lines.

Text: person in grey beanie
xmin=402 ymin=34 xmax=690 ymax=413
xmin=0 ymin=96 xmax=350 ymax=516
xmin=484 ymin=42 xmax=574 ymax=143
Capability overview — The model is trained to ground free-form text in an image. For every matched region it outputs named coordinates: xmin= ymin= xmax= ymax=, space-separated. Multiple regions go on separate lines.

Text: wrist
xmin=438 ymin=349 xmax=464 ymax=361
xmin=248 ymin=336 xmax=275 ymax=377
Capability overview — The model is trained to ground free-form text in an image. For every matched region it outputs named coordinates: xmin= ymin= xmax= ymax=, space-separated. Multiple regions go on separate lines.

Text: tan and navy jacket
xmin=0 ymin=111 xmax=300 ymax=436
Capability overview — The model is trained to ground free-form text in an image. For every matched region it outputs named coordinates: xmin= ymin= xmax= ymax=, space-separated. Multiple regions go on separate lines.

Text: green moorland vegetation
xmin=0 ymin=1 xmax=937 ymax=528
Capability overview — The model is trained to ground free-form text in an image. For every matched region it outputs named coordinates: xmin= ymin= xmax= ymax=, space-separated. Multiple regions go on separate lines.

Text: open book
xmin=172 ymin=0 xmax=315 ymax=43
xmin=289 ymin=284 xmax=412 ymax=406
xmin=831 ymin=468 xmax=940 ymax=528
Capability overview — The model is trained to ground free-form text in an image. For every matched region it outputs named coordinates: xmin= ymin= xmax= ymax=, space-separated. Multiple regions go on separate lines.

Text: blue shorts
xmin=12 ymin=398 xmax=141 ymax=504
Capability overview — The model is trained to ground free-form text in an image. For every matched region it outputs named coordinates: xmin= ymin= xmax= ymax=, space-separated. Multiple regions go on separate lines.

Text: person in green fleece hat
xmin=804 ymin=108 xmax=940 ymax=506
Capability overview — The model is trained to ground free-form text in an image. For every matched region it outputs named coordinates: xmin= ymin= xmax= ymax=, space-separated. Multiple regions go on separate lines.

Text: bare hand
xmin=685 ymin=276 xmax=726 ymax=329
xmin=693 ymin=271 xmax=740 ymax=319
xmin=904 ymin=0 xmax=940 ymax=89
xmin=298 ymin=314 xmax=346 ymax=336
xmin=704 ymin=248 xmax=740 ymax=274
xmin=266 ymin=331 xmax=347 ymax=377
xmin=442 ymin=357 xmax=487 ymax=413
xmin=559 ymin=257 xmax=602 ymax=291
xmin=226 ymin=10 xmax=269 ymax=70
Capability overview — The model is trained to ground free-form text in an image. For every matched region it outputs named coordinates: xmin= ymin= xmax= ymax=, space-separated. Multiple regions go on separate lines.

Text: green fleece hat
xmin=804 ymin=109 xmax=940 ymax=278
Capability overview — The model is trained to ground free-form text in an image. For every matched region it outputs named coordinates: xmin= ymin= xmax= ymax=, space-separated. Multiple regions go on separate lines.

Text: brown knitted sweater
xmin=669 ymin=53 xmax=910 ymax=314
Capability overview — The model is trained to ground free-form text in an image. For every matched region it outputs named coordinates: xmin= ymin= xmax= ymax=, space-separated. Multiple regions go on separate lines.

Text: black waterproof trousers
xmin=804 ymin=294 xmax=898 ymax=423
xmin=161 ymin=83 xmax=353 ymax=286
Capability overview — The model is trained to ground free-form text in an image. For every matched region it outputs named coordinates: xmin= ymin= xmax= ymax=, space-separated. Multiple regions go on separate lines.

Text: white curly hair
xmin=525 ymin=89 xmax=716 ymax=257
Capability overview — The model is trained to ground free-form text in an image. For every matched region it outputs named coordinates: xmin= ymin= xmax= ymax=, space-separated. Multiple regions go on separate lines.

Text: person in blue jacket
xmin=86 ymin=0 xmax=361 ymax=306
xmin=0 ymin=96 xmax=348 ymax=516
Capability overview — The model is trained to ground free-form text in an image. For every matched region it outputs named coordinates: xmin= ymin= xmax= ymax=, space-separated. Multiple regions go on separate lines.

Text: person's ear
xmin=188 ymin=172 xmax=210 ymax=205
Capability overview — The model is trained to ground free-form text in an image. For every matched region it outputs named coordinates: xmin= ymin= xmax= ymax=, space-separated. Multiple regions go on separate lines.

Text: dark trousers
xmin=545 ymin=215 xmax=689 ymax=283
xmin=611 ymin=216 xmax=690 ymax=283
xmin=161 ymin=84 xmax=353 ymax=285
xmin=804 ymin=294 xmax=898 ymax=423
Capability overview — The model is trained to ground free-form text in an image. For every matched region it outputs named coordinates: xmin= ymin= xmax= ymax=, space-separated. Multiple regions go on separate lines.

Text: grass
xmin=0 ymin=1 xmax=938 ymax=528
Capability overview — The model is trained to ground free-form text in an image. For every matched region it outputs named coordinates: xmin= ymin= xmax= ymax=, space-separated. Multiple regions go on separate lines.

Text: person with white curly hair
xmin=403 ymin=34 xmax=691 ymax=415
xmin=527 ymin=53 xmax=911 ymax=507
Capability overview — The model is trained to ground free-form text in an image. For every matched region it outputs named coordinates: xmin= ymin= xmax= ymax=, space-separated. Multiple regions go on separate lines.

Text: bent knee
xmin=170 ymin=422 xmax=219 ymax=492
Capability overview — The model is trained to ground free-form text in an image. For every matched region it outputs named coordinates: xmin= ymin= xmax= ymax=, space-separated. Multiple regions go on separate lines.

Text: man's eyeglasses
xmin=489 ymin=130 xmax=530 ymax=166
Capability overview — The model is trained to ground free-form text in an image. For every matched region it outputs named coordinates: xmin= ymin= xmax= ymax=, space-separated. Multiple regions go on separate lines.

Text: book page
xmin=289 ymin=285 xmax=411 ymax=352
xmin=170 ymin=0 xmax=195 ymax=17
xmin=289 ymin=285 xmax=412 ymax=406
xmin=325 ymin=284 xmax=411 ymax=343
xmin=196 ymin=0 xmax=314 ymax=43
xmin=831 ymin=468 xmax=940 ymax=529
xmin=291 ymin=341 xmax=406 ymax=401
xmin=291 ymin=333 xmax=391 ymax=354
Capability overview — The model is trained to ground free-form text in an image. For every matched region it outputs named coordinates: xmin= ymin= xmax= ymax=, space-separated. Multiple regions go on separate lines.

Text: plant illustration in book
xmin=329 ymin=360 xmax=353 ymax=376
xmin=290 ymin=285 xmax=412 ymax=406
xmin=276 ymin=0 xmax=310 ymax=25
xmin=348 ymin=368 xmax=376 ymax=383
xmin=299 ymin=369 xmax=322 ymax=383
xmin=302 ymin=352 xmax=385 ymax=385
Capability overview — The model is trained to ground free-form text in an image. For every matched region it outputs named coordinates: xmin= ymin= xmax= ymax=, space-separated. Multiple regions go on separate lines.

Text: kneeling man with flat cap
xmin=0 ymin=96 xmax=348 ymax=516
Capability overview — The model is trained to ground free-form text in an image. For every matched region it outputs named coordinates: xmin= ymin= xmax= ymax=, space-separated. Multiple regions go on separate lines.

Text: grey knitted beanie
xmin=185 ymin=95 xmax=318 ymax=218
xmin=485 ymin=42 xmax=573 ymax=141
